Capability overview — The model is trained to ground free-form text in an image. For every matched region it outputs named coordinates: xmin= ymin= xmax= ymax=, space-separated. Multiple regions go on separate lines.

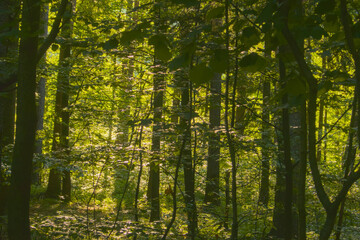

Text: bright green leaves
xmin=149 ymin=34 xmax=172 ymax=62
xmin=189 ymin=63 xmax=213 ymax=87
xmin=241 ymin=27 xmax=261 ymax=49
xmin=209 ymin=49 xmax=229 ymax=73
xmin=239 ymin=53 xmax=266 ymax=72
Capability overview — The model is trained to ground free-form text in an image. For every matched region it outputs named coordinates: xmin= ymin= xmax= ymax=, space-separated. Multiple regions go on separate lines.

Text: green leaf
xmin=170 ymin=0 xmax=199 ymax=7
xmin=51 ymin=44 xmax=59 ymax=51
xmin=169 ymin=54 xmax=190 ymax=70
xmin=155 ymin=44 xmax=172 ymax=62
xmin=232 ymin=19 xmax=246 ymax=32
xmin=139 ymin=119 xmax=152 ymax=126
xmin=120 ymin=29 xmax=144 ymax=45
xmin=189 ymin=63 xmax=214 ymax=87
xmin=209 ymin=49 xmax=229 ymax=73
xmin=318 ymin=80 xmax=332 ymax=96
xmin=241 ymin=27 xmax=261 ymax=49
xmin=287 ymin=77 xmax=306 ymax=96
xmin=101 ymin=38 xmax=119 ymax=50
xmin=309 ymin=25 xmax=328 ymax=39
xmin=323 ymin=13 xmax=339 ymax=33
xmin=255 ymin=0 xmax=276 ymax=24
xmin=239 ymin=53 xmax=266 ymax=72
xmin=315 ymin=0 xmax=335 ymax=15
xmin=149 ymin=34 xmax=172 ymax=62
xmin=324 ymin=70 xmax=349 ymax=82
xmin=206 ymin=7 xmax=225 ymax=21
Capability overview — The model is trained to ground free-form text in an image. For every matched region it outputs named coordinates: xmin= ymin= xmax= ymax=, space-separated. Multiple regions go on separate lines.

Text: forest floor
xmin=27 ymin=197 xmax=235 ymax=239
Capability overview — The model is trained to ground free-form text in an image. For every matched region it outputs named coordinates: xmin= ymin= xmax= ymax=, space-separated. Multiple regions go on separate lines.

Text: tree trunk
xmin=46 ymin=0 xmax=73 ymax=200
xmin=7 ymin=0 xmax=40 ymax=238
xmin=271 ymin=47 xmax=293 ymax=239
xmin=148 ymin=60 xmax=164 ymax=221
xmin=180 ymin=73 xmax=197 ymax=238
xmin=205 ymin=72 xmax=221 ymax=205
xmin=33 ymin=4 xmax=49 ymax=185
xmin=147 ymin=0 xmax=165 ymax=222
xmin=258 ymin=32 xmax=271 ymax=207
xmin=0 ymin=0 xmax=19 ymax=216
xmin=297 ymin=100 xmax=307 ymax=240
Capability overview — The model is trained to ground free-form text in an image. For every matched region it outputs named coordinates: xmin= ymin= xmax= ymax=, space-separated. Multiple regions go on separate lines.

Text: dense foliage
xmin=1 ymin=0 xmax=360 ymax=239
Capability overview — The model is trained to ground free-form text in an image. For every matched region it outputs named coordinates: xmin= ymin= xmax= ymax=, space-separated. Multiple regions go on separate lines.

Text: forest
xmin=1 ymin=0 xmax=360 ymax=239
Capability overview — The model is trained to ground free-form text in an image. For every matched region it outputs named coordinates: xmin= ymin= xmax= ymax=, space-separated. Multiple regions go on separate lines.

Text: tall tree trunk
xmin=258 ymin=32 xmax=271 ymax=207
xmin=180 ymin=72 xmax=197 ymax=238
xmin=147 ymin=0 xmax=165 ymax=222
xmin=7 ymin=0 xmax=40 ymax=238
xmin=204 ymin=72 xmax=221 ymax=205
xmin=291 ymin=1 xmax=305 ymax=236
xmin=297 ymin=100 xmax=307 ymax=239
xmin=271 ymin=47 xmax=293 ymax=239
xmin=148 ymin=59 xmax=164 ymax=222
xmin=335 ymin=97 xmax=357 ymax=240
xmin=46 ymin=1 xmax=73 ymax=200
xmin=278 ymin=0 xmax=360 ymax=238
xmin=0 ymin=0 xmax=19 ymax=216
xmin=33 ymin=4 xmax=49 ymax=185
xmin=317 ymin=99 xmax=324 ymax=162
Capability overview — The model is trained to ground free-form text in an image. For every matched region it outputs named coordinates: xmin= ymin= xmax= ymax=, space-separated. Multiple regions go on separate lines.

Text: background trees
xmin=2 ymin=0 xmax=360 ymax=239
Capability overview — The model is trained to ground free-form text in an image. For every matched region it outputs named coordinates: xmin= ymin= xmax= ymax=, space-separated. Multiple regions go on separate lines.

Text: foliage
xmin=2 ymin=0 xmax=360 ymax=239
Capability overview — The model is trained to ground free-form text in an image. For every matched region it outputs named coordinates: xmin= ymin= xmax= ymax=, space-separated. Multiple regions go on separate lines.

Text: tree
xmin=7 ymin=0 xmax=41 ymax=238
xmin=258 ymin=32 xmax=271 ymax=207
xmin=147 ymin=0 xmax=166 ymax=221
xmin=0 ymin=0 xmax=19 ymax=216
xmin=46 ymin=0 xmax=74 ymax=200
xmin=7 ymin=0 xmax=68 ymax=237
xmin=278 ymin=0 xmax=360 ymax=238
xmin=33 ymin=3 xmax=50 ymax=185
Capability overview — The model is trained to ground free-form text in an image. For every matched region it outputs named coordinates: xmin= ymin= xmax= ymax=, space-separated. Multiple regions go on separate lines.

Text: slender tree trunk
xmin=7 ymin=0 xmax=40 ymax=238
xmin=317 ymin=99 xmax=324 ymax=162
xmin=148 ymin=0 xmax=165 ymax=222
xmin=205 ymin=72 xmax=221 ymax=205
xmin=280 ymin=53 xmax=293 ymax=240
xmin=46 ymin=1 xmax=73 ymax=200
xmin=271 ymin=47 xmax=293 ymax=239
xmin=297 ymin=100 xmax=307 ymax=239
xmin=148 ymin=61 xmax=164 ymax=222
xmin=133 ymin=126 xmax=143 ymax=240
xmin=33 ymin=4 xmax=49 ymax=185
xmin=224 ymin=170 xmax=230 ymax=230
xmin=335 ymin=90 xmax=358 ymax=240
xmin=0 ymin=0 xmax=19 ymax=216
xmin=180 ymin=74 xmax=197 ymax=238
xmin=258 ymin=32 xmax=271 ymax=207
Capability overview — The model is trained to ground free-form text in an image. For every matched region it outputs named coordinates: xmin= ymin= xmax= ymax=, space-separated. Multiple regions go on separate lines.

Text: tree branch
xmin=36 ymin=0 xmax=69 ymax=64
xmin=0 ymin=0 xmax=69 ymax=92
